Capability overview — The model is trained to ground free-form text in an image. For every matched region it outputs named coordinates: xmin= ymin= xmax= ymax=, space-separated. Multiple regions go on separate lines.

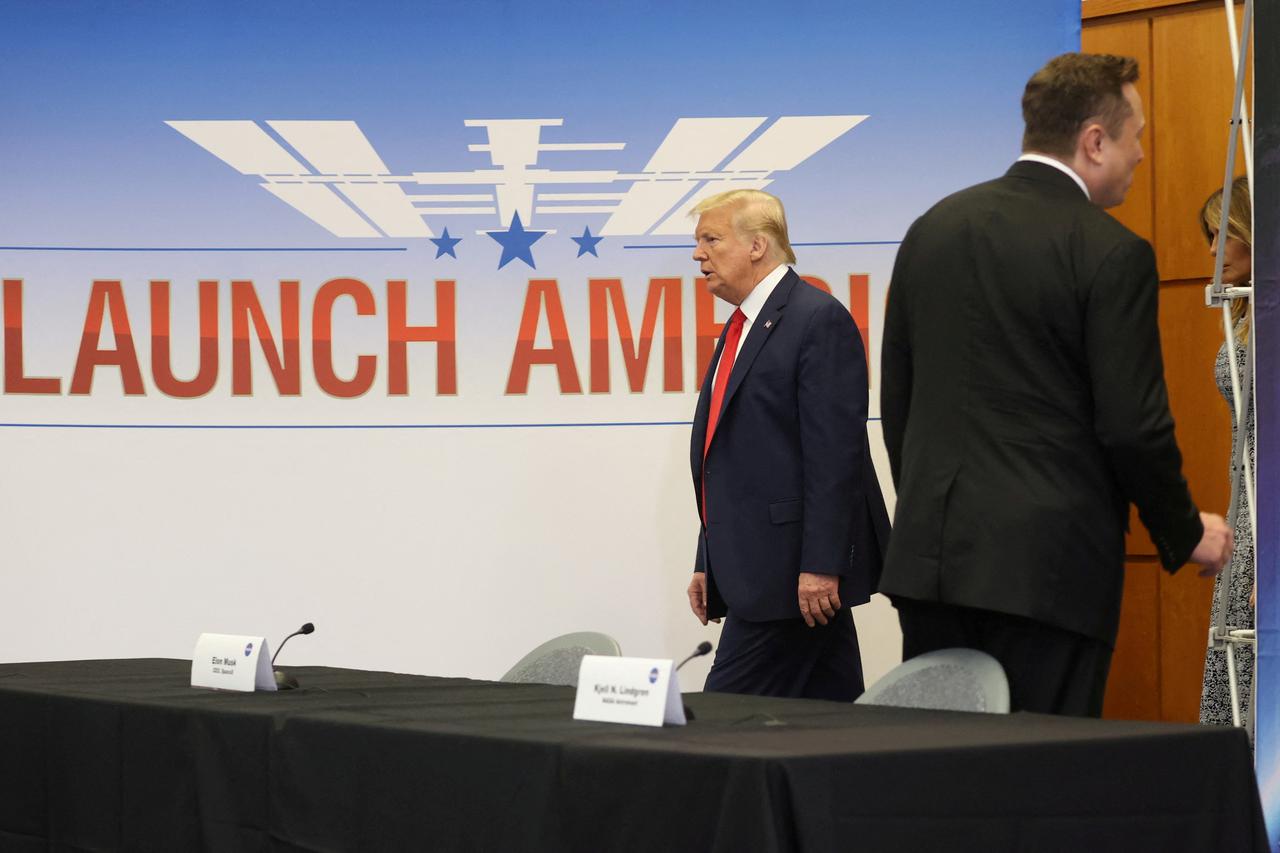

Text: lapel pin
xmin=764 ymin=320 xmax=773 ymax=329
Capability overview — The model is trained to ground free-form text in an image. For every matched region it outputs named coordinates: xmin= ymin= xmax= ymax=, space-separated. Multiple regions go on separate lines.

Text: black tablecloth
xmin=0 ymin=658 xmax=1265 ymax=852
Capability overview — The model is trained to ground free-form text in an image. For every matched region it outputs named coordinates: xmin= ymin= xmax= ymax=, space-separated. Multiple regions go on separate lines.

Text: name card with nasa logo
xmin=190 ymin=633 xmax=277 ymax=692
xmin=573 ymin=656 xmax=686 ymax=727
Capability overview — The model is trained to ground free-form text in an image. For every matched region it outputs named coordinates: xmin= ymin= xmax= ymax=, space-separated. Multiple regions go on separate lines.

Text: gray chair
xmin=855 ymin=648 xmax=1010 ymax=713
xmin=500 ymin=631 xmax=622 ymax=687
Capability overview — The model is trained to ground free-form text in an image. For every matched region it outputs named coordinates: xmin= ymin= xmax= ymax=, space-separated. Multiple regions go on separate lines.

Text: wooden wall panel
xmin=1082 ymin=18 xmax=1154 ymax=242
xmin=1085 ymin=19 xmax=1157 ymax=559
xmin=1156 ymin=279 xmax=1231 ymax=722
xmin=1110 ymin=282 xmax=1229 ymax=721
xmin=1160 ymin=280 xmax=1233 ymax=515
xmin=1085 ymin=0 xmax=1244 ymax=724
xmin=1159 ymin=555 xmax=1217 ymax=721
xmin=1152 ymin=5 xmax=1252 ymax=279
xmin=1083 ymin=0 xmax=1204 ymax=19
xmin=1103 ymin=559 xmax=1162 ymax=719
xmin=1111 ymin=278 xmax=1225 ymax=702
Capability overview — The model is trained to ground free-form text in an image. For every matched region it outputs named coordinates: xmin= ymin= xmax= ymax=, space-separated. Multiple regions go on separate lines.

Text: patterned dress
xmin=1199 ymin=336 xmax=1255 ymax=726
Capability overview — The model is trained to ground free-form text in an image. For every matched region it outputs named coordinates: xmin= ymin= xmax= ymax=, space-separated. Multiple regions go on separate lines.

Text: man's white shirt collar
xmin=739 ymin=263 xmax=789 ymax=324
xmin=1017 ymin=153 xmax=1091 ymax=201
xmin=712 ymin=264 xmax=788 ymax=382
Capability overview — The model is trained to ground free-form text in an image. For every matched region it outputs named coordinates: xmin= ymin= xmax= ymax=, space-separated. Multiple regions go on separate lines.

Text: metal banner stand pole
xmin=1204 ymin=0 xmax=1255 ymax=741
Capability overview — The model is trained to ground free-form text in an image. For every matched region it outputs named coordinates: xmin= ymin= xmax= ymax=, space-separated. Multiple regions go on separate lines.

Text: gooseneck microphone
xmin=677 ymin=641 xmax=713 ymax=672
xmin=272 ymin=622 xmax=315 ymax=690
xmin=676 ymin=641 xmax=714 ymax=722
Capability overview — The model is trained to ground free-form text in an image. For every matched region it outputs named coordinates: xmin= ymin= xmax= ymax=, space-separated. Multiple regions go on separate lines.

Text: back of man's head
xmin=692 ymin=189 xmax=797 ymax=265
xmin=1021 ymin=52 xmax=1139 ymax=157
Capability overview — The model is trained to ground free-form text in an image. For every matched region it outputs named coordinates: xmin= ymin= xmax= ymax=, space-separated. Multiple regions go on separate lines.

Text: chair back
xmin=500 ymin=631 xmax=622 ymax=687
xmin=856 ymin=648 xmax=1010 ymax=713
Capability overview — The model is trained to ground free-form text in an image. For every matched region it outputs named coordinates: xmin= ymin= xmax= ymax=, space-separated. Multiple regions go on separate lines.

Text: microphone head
xmin=300 ymin=622 xmax=315 ymax=635
xmin=697 ymin=641 xmax=713 ymax=655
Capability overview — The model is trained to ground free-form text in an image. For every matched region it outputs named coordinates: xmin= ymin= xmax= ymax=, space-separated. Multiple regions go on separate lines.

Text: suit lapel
xmin=716 ymin=270 xmax=796 ymax=429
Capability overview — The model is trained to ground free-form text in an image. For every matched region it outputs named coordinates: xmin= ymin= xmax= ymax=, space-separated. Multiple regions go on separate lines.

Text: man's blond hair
xmin=692 ymin=189 xmax=797 ymax=265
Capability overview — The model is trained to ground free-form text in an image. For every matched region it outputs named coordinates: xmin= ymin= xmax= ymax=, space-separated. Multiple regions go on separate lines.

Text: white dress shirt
xmin=712 ymin=263 xmax=789 ymax=388
xmin=1017 ymin=153 xmax=1091 ymax=200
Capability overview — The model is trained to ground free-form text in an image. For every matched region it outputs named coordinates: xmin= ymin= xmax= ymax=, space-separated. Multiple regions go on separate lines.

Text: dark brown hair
xmin=1021 ymin=53 xmax=1140 ymax=157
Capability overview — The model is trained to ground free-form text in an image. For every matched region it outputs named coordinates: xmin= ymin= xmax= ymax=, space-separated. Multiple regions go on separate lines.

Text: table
xmin=0 ymin=659 xmax=1265 ymax=852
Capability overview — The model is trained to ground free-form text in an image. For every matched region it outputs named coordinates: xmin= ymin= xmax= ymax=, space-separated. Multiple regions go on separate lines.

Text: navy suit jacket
xmin=691 ymin=269 xmax=889 ymax=622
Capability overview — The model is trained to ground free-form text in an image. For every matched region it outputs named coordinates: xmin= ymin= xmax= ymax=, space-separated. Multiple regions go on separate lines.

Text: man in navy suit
xmin=686 ymin=189 xmax=889 ymax=701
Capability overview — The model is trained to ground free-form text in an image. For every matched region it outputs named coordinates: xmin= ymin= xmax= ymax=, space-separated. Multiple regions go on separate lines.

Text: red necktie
xmin=704 ymin=308 xmax=746 ymax=459
xmin=702 ymin=309 xmax=745 ymax=522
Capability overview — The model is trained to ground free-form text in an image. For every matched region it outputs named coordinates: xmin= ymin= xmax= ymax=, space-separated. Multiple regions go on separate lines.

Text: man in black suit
xmin=879 ymin=53 xmax=1233 ymax=716
xmin=686 ymin=189 xmax=889 ymax=701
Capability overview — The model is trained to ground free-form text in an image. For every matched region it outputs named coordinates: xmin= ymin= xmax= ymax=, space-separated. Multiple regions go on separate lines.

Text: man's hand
xmin=1191 ymin=512 xmax=1233 ymax=578
xmin=798 ymin=572 xmax=842 ymax=627
xmin=687 ymin=574 xmax=720 ymax=625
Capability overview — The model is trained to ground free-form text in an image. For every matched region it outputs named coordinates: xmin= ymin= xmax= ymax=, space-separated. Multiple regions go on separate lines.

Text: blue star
xmin=430 ymin=227 xmax=462 ymax=259
xmin=486 ymin=211 xmax=546 ymax=270
xmin=571 ymin=225 xmax=603 ymax=258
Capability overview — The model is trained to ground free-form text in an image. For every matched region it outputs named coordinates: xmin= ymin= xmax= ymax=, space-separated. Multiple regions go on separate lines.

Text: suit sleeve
xmin=880 ymin=227 xmax=915 ymax=487
xmin=1086 ymin=237 xmax=1203 ymax=570
xmin=797 ymin=299 xmax=867 ymax=577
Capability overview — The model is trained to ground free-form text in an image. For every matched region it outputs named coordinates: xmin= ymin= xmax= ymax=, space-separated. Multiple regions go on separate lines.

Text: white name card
xmin=573 ymin=656 xmax=686 ymax=727
xmin=191 ymin=633 xmax=277 ymax=692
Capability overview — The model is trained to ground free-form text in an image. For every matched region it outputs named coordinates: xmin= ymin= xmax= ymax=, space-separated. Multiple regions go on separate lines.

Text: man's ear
xmin=1078 ymin=122 xmax=1107 ymax=166
xmin=750 ymin=234 xmax=769 ymax=262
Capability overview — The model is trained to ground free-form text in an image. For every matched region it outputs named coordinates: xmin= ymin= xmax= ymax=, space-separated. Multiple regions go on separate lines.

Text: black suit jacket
xmin=878 ymin=160 xmax=1203 ymax=643
xmin=692 ymin=268 xmax=890 ymax=622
